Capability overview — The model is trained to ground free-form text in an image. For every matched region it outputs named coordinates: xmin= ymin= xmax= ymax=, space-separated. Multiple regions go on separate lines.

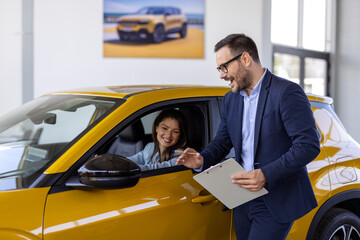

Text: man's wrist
xmin=194 ymin=164 xmax=203 ymax=172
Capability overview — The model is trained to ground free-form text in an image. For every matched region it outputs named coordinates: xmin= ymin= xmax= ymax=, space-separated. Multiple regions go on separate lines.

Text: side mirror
xmin=44 ymin=113 xmax=57 ymax=124
xmin=78 ymin=154 xmax=141 ymax=189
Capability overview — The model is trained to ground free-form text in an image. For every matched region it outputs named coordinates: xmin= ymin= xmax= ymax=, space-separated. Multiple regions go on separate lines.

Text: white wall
xmin=0 ymin=0 xmax=22 ymax=114
xmin=33 ymin=0 xmax=269 ymax=97
xmin=2 ymin=0 xmax=360 ymax=142
xmin=335 ymin=0 xmax=360 ymax=142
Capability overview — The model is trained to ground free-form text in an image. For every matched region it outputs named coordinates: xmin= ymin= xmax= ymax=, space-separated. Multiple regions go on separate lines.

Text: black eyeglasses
xmin=216 ymin=53 xmax=243 ymax=73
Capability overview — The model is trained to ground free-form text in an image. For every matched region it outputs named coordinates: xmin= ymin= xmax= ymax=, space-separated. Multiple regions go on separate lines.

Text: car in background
xmin=117 ymin=6 xmax=187 ymax=43
xmin=0 ymin=85 xmax=359 ymax=239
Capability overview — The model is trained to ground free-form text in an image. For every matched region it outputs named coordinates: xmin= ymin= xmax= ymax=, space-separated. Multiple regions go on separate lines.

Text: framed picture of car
xmin=103 ymin=0 xmax=205 ymax=58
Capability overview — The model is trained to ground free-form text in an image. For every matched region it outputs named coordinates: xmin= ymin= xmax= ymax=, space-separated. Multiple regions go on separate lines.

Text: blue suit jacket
xmin=201 ymin=70 xmax=320 ymax=223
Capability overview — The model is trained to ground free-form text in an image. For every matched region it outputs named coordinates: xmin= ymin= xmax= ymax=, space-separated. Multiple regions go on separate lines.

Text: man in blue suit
xmin=176 ymin=33 xmax=320 ymax=239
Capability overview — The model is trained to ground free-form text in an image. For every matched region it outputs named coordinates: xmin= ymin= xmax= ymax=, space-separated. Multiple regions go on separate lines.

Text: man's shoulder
xmin=222 ymin=91 xmax=243 ymax=108
xmin=267 ymin=72 xmax=303 ymax=93
xmin=268 ymin=71 xmax=296 ymax=86
xmin=223 ymin=89 xmax=239 ymax=100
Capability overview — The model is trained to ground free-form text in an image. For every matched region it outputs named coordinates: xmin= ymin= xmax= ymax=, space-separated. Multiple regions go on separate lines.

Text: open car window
xmin=99 ymin=103 xmax=208 ymax=173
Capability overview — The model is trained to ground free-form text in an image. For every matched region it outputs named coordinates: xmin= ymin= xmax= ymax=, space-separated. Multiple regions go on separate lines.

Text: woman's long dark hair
xmin=150 ymin=109 xmax=188 ymax=163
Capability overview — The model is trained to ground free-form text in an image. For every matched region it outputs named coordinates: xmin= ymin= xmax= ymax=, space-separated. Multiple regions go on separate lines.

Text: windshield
xmin=0 ymin=94 xmax=123 ymax=190
xmin=136 ymin=7 xmax=165 ymax=15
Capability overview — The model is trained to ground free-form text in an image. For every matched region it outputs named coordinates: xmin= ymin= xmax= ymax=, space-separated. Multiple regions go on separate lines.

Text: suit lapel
xmin=254 ymin=71 xmax=272 ymax=156
xmin=236 ymin=93 xmax=244 ymax=156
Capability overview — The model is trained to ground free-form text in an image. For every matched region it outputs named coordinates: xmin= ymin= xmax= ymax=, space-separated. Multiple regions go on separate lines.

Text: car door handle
xmin=191 ymin=189 xmax=218 ymax=204
xmin=191 ymin=194 xmax=217 ymax=204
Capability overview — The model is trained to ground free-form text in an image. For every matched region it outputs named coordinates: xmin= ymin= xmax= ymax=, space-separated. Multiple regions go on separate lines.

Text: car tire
xmin=313 ymin=208 xmax=360 ymax=240
xmin=151 ymin=25 xmax=165 ymax=43
xmin=180 ymin=23 xmax=187 ymax=38
xmin=117 ymin=30 xmax=126 ymax=42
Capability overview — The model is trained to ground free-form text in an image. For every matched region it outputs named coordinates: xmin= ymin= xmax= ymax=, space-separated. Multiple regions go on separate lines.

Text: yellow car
xmin=0 ymin=85 xmax=359 ymax=240
xmin=117 ymin=6 xmax=187 ymax=43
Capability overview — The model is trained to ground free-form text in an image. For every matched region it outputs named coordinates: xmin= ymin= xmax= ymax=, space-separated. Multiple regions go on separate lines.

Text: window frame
xmin=271 ymin=0 xmax=334 ymax=96
xmin=272 ymin=44 xmax=330 ymax=96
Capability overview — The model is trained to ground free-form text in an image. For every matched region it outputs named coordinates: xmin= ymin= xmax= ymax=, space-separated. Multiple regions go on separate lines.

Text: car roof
xmin=46 ymin=85 xmax=333 ymax=104
xmin=46 ymin=85 xmax=230 ymax=99
xmin=143 ymin=6 xmax=179 ymax=9
xmin=307 ymin=93 xmax=333 ymax=104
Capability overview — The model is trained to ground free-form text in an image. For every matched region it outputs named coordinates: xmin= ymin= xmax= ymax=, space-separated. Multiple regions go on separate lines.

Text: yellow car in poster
xmin=117 ymin=6 xmax=187 ymax=43
xmin=0 ymin=85 xmax=359 ymax=239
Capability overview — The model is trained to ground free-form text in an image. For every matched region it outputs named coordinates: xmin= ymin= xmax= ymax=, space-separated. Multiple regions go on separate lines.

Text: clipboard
xmin=193 ymin=158 xmax=268 ymax=209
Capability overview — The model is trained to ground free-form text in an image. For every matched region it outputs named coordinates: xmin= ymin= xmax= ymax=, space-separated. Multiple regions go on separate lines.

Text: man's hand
xmin=175 ymin=147 xmax=204 ymax=169
xmin=231 ymin=169 xmax=267 ymax=192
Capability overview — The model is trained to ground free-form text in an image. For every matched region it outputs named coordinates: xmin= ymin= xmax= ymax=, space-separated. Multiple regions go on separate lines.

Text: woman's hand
xmin=175 ymin=147 xmax=204 ymax=169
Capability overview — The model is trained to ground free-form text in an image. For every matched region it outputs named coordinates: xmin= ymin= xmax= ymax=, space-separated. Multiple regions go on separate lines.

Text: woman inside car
xmin=128 ymin=108 xmax=188 ymax=171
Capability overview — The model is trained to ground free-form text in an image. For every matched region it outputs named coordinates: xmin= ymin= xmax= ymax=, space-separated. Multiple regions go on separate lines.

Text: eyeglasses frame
xmin=216 ymin=53 xmax=243 ymax=73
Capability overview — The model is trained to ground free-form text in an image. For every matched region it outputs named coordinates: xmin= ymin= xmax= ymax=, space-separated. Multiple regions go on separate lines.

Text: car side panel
xmin=287 ymin=103 xmax=360 ymax=239
xmin=0 ymin=188 xmax=50 ymax=240
xmin=286 ymin=105 xmax=333 ymax=239
xmin=286 ymin=145 xmax=331 ymax=239
xmin=42 ymin=170 xmax=231 ymax=240
xmin=164 ymin=15 xmax=182 ymax=31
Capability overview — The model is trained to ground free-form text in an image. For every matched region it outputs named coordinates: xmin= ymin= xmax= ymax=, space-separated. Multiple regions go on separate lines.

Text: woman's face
xmin=156 ymin=117 xmax=181 ymax=151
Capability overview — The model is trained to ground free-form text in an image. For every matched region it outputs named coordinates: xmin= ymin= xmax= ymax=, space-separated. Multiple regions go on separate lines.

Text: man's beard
xmin=232 ymin=70 xmax=252 ymax=93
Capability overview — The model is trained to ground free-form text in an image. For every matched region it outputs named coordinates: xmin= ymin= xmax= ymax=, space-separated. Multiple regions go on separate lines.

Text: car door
xmin=42 ymin=99 xmax=232 ymax=240
xmin=164 ymin=8 xmax=179 ymax=31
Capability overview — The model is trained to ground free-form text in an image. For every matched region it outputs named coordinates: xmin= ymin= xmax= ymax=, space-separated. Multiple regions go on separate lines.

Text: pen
xmin=172 ymin=150 xmax=197 ymax=155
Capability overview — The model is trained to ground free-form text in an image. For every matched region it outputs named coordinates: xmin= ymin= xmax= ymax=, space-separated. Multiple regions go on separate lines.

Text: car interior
xmin=101 ymin=105 xmax=206 ymax=169
xmin=106 ymin=119 xmax=146 ymax=158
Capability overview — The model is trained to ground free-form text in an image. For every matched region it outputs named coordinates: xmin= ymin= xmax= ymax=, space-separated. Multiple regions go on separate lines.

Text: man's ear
xmin=241 ymin=52 xmax=252 ymax=67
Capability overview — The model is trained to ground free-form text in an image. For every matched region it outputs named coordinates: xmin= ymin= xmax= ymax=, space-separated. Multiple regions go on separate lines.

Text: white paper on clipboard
xmin=193 ymin=158 xmax=268 ymax=209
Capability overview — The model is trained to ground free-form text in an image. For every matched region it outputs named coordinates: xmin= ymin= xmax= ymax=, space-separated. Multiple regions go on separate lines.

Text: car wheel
xmin=151 ymin=25 xmax=165 ymax=43
xmin=314 ymin=208 xmax=360 ymax=240
xmin=117 ymin=30 xmax=127 ymax=42
xmin=180 ymin=23 xmax=187 ymax=38
xmin=117 ymin=29 xmax=122 ymax=41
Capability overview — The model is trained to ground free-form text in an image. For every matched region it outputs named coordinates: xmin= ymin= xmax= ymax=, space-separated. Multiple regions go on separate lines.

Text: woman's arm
xmin=127 ymin=143 xmax=155 ymax=165
xmin=139 ymin=152 xmax=181 ymax=171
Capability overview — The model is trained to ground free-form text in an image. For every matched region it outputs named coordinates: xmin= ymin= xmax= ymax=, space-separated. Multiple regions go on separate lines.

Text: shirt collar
xmin=240 ymin=68 xmax=267 ymax=97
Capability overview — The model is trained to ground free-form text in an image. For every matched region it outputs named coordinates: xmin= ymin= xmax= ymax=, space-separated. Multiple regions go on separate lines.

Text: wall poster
xmin=103 ymin=0 xmax=205 ymax=58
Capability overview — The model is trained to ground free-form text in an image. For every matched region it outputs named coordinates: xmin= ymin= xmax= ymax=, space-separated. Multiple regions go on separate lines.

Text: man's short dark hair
xmin=214 ymin=33 xmax=261 ymax=63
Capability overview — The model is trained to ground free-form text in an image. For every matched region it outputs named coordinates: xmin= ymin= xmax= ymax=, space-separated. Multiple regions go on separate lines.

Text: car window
xmin=310 ymin=101 xmax=348 ymax=143
xmin=101 ymin=103 xmax=207 ymax=173
xmin=137 ymin=7 xmax=165 ymax=15
xmin=165 ymin=8 xmax=172 ymax=15
xmin=313 ymin=107 xmax=347 ymax=142
xmin=0 ymin=95 xmax=122 ymax=190
xmin=38 ymin=104 xmax=96 ymax=144
xmin=140 ymin=112 xmax=158 ymax=135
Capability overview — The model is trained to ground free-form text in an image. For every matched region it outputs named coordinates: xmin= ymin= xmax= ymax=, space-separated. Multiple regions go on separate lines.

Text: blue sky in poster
xmin=104 ymin=0 xmax=204 ymax=15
